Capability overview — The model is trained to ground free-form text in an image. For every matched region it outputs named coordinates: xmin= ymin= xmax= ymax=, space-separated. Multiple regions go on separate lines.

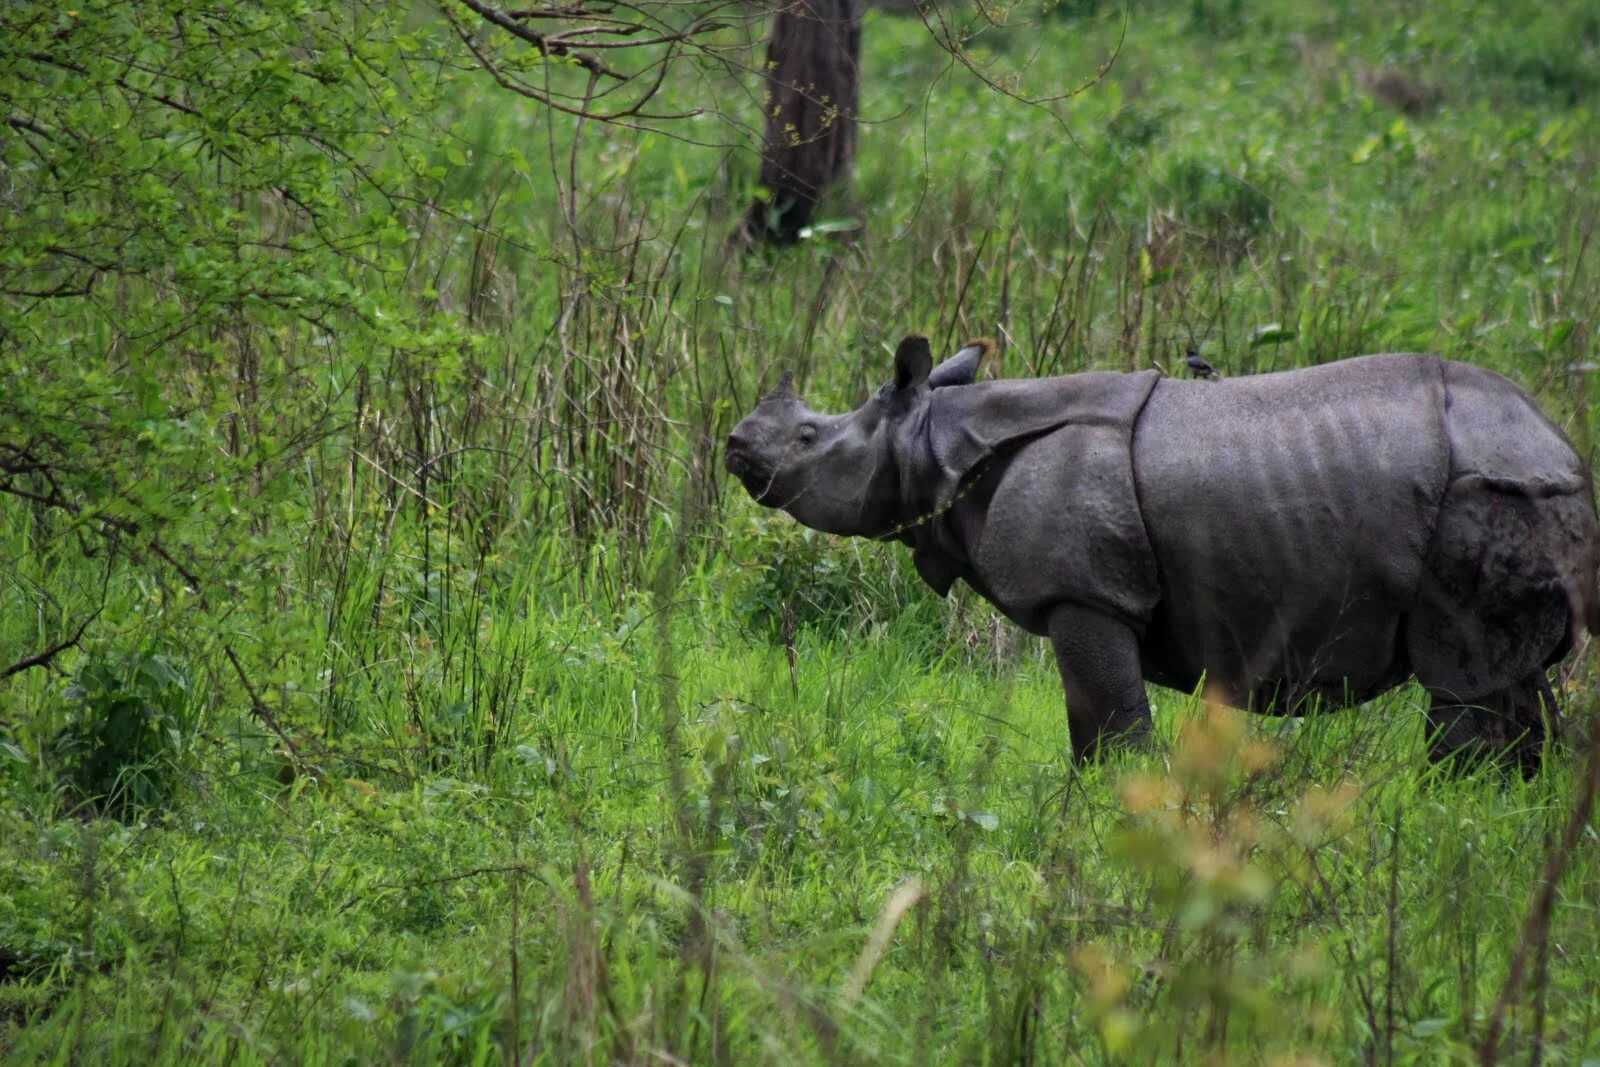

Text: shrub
xmin=49 ymin=655 xmax=191 ymax=818
xmin=731 ymin=512 xmax=935 ymax=641
xmin=1161 ymin=156 xmax=1275 ymax=249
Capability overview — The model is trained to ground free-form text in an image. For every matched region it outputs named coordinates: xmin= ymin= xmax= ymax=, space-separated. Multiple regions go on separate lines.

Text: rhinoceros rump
xmin=725 ymin=337 xmax=1599 ymax=773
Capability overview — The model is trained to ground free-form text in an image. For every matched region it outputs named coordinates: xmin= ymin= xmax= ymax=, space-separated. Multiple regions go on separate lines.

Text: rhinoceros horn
xmin=765 ymin=369 xmax=796 ymax=400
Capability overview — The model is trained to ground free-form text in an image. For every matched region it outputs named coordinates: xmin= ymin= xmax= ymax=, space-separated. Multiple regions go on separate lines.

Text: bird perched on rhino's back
xmin=1185 ymin=347 xmax=1218 ymax=379
xmin=725 ymin=336 xmax=1600 ymax=775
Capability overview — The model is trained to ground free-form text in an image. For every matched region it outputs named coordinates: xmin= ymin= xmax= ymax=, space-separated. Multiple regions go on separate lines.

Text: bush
xmin=49 ymin=655 xmax=191 ymax=818
xmin=1469 ymin=7 xmax=1600 ymax=105
xmin=1160 ymin=157 xmax=1274 ymax=248
xmin=731 ymin=511 xmax=935 ymax=641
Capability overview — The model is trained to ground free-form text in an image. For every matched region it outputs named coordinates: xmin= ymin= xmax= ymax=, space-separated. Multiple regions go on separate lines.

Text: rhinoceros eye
xmin=796 ymin=424 xmax=818 ymax=447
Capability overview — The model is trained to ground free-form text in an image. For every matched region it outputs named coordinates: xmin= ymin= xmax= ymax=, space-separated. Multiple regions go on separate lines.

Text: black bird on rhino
xmin=724 ymin=335 xmax=1600 ymax=774
xmin=1185 ymin=347 xmax=1219 ymax=380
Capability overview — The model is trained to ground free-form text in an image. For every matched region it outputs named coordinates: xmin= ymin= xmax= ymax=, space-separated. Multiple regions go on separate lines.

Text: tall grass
xmin=3 ymin=0 xmax=1599 ymax=1061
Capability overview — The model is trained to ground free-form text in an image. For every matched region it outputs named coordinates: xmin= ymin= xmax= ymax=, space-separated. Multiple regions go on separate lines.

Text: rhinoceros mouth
xmin=724 ymin=446 xmax=777 ymax=499
xmin=723 ymin=444 xmax=755 ymax=478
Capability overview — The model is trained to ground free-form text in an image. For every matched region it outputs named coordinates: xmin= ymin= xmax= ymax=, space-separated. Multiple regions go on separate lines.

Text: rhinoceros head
xmin=724 ymin=336 xmax=989 ymax=537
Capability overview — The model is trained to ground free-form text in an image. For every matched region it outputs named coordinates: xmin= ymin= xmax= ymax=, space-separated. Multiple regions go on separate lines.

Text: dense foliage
xmin=3 ymin=0 xmax=1598 ymax=1062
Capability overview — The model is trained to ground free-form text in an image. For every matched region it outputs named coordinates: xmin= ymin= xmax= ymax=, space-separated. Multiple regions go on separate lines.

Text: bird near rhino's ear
xmin=927 ymin=338 xmax=996 ymax=389
xmin=893 ymin=335 xmax=933 ymax=392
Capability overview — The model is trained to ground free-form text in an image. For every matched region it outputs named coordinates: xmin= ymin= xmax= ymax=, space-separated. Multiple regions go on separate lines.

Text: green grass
xmin=4 ymin=0 xmax=1600 ymax=1062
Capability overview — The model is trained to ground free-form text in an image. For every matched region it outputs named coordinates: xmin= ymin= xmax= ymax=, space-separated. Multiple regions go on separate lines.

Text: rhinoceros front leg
xmin=1046 ymin=603 xmax=1154 ymax=762
xmin=1425 ymin=672 xmax=1555 ymax=778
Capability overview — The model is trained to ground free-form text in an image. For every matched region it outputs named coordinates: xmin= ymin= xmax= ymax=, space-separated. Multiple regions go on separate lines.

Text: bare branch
xmin=442 ymin=4 xmax=701 ymax=124
xmin=26 ymin=51 xmax=203 ymax=118
xmin=451 ymin=0 xmax=625 ymax=81
xmin=223 ymin=646 xmax=313 ymax=774
xmin=911 ymin=0 xmax=1123 ymax=130
xmin=1 ymin=609 xmax=102 ymax=680
xmin=0 ymin=276 xmax=97 ymax=299
xmin=441 ymin=0 xmax=760 ymax=126
xmin=6 ymin=114 xmax=56 ymax=140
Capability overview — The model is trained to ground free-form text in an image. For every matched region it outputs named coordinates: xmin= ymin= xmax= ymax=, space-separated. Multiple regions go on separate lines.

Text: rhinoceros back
xmin=1132 ymin=354 xmax=1598 ymax=706
xmin=1132 ymin=354 xmax=1452 ymax=706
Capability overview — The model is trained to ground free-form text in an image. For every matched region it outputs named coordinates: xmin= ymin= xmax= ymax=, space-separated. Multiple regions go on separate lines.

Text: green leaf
xmin=1546 ymin=319 xmax=1577 ymax=349
xmin=1350 ymin=133 xmax=1383 ymax=164
xmin=797 ymin=218 xmax=862 ymax=239
xmin=1250 ymin=323 xmax=1297 ymax=347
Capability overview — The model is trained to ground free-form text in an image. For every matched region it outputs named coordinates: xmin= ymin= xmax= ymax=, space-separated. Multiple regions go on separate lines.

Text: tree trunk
xmin=739 ymin=0 xmax=863 ymax=245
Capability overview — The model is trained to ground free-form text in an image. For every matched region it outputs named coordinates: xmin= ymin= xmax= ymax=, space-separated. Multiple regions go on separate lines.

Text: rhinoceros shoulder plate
xmin=976 ymin=420 xmax=1162 ymax=632
xmin=926 ymin=370 xmax=1161 ymax=510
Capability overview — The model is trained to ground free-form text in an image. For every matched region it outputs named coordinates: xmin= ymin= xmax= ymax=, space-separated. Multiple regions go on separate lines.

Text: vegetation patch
xmin=2 ymin=0 xmax=1598 ymax=1062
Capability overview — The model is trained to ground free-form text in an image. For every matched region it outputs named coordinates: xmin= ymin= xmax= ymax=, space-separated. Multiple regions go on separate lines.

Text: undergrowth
xmin=3 ymin=0 xmax=1599 ymax=1061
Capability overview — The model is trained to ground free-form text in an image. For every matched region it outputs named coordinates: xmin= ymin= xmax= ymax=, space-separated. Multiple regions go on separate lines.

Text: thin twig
xmin=0 ymin=608 xmax=102 ymax=680
xmin=339 ymin=861 xmax=545 ymax=913
xmin=223 ymin=645 xmax=311 ymax=773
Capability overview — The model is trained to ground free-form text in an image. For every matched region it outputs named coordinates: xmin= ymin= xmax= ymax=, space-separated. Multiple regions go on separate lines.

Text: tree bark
xmin=739 ymin=0 xmax=863 ymax=245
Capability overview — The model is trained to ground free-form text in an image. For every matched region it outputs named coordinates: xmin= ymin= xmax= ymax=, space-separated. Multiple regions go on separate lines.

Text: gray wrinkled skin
xmin=726 ymin=337 xmax=1600 ymax=772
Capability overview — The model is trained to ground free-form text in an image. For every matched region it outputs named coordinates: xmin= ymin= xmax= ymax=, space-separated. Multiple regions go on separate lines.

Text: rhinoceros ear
xmin=893 ymin=335 xmax=933 ymax=392
xmin=928 ymin=339 xmax=995 ymax=389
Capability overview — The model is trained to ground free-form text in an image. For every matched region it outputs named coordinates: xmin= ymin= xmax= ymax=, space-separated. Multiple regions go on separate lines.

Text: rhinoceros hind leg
xmin=1425 ymin=673 xmax=1554 ymax=778
xmin=1047 ymin=603 xmax=1154 ymax=763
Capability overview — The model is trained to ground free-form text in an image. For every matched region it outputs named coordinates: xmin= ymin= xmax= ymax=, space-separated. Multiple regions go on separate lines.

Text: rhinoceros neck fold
xmin=880 ymin=406 xmax=980 ymax=543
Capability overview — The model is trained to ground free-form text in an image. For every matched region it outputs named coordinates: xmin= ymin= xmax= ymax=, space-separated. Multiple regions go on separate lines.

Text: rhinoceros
xmin=724 ymin=337 xmax=1599 ymax=772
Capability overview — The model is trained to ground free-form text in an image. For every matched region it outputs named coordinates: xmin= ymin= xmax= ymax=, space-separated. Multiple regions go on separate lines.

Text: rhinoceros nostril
xmin=725 ymin=432 xmax=756 ymax=476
